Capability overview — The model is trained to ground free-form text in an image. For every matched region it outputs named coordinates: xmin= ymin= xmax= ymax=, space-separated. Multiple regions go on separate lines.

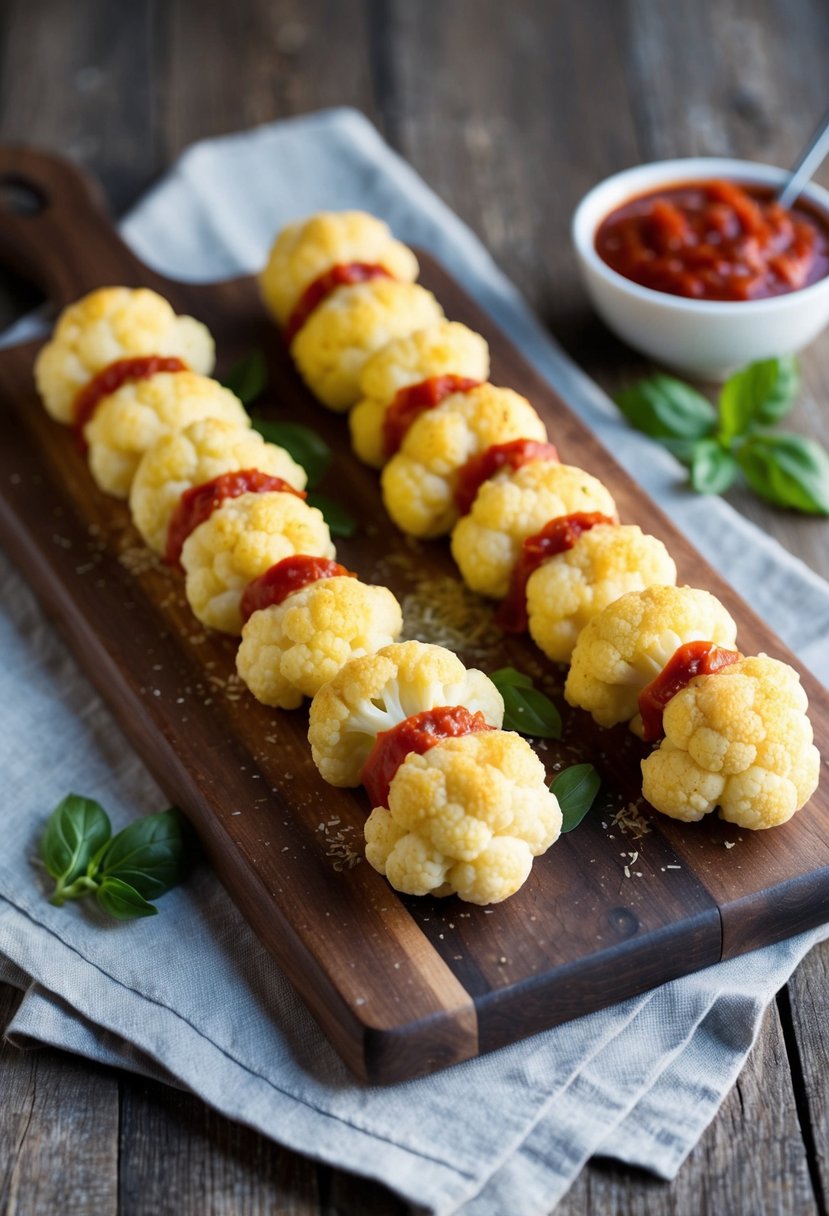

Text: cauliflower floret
xmin=291 ymin=279 xmax=443 ymax=411
xmin=259 ymin=211 xmax=419 ymax=326
xmin=181 ymin=491 xmax=334 ymax=634
xmin=349 ymin=321 xmax=490 ymax=467
xmin=381 ymin=384 xmax=547 ymax=538
xmin=642 ymin=655 xmax=821 ymax=829
xmin=84 ymin=372 xmax=249 ymax=498
xmin=364 ymin=730 xmax=562 ymax=904
xmin=130 ymin=417 xmax=307 ymax=553
xmin=237 ymin=577 xmax=403 ymax=709
xmin=451 ymin=462 xmax=617 ymax=598
xmin=308 ymin=640 xmax=504 ymax=787
xmin=565 ymin=585 xmax=738 ymax=733
xmin=35 ymin=287 xmax=214 ymax=424
xmin=527 ymin=524 xmax=677 ymax=664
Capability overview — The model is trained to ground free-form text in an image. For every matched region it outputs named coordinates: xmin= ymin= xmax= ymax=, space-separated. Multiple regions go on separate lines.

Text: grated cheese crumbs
xmin=118 ymin=545 xmax=161 ymax=576
xmin=399 ymin=575 xmax=502 ymax=657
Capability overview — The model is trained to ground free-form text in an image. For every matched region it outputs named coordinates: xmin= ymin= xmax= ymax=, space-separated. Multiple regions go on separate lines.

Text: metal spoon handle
xmin=778 ymin=105 xmax=829 ymax=208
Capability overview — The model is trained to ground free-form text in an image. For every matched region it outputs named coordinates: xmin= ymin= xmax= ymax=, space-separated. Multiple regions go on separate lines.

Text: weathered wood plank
xmin=781 ymin=939 xmax=829 ymax=1211
xmin=557 ymin=1001 xmax=820 ymax=1215
xmin=118 ymin=1077 xmax=322 ymax=1216
xmin=163 ymin=0 xmax=379 ymax=153
xmin=0 ymin=982 xmax=119 ymax=1216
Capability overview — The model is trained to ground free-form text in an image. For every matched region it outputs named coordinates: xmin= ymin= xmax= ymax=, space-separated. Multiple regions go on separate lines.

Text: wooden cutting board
xmin=0 ymin=147 xmax=827 ymax=1085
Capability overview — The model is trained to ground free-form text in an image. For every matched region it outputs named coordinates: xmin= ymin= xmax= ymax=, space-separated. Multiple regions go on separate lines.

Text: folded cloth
xmin=0 ymin=108 xmax=827 ymax=1216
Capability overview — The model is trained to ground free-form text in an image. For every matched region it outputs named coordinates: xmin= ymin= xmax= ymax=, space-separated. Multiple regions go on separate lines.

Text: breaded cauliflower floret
xmin=527 ymin=525 xmax=677 ymax=664
xmin=237 ymin=577 xmax=403 ymax=709
xmin=349 ymin=321 xmax=490 ymax=467
xmin=291 ymin=279 xmax=443 ymax=411
xmin=308 ymin=640 xmax=504 ymax=787
xmin=565 ymin=585 xmax=738 ymax=733
xmin=35 ymin=287 xmax=214 ymax=424
xmin=451 ymin=462 xmax=617 ymax=598
xmin=381 ymin=384 xmax=547 ymax=538
xmin=642 ymin=655 xmax=820 ymax=829
xmin=84 ymin=372 xmax=248 ymax=498
xmin=364 ymin=730 xmax=562 ymax=904
xmin=181 ymin=491 xmax=334 ymax=635
xmin=130 ymin=417 xmax=307 ymax=553
xmin=259 ymin=211 xmax=420 ymax=326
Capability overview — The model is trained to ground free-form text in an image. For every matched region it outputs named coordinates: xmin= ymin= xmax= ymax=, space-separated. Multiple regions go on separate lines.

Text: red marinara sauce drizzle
xmin=73 ymin=355 xmax=189 ymax=442
xmin=361 ymin=706 xmax=494 ymax=809
xmin=240 ymin=556 xmax=355 ymax=624
xmin=595 ymin=179 xmax=829 ymax=301
xmin=164 ymin=469 xmax=306 ymax=567
xmin=496 ymin=512 xmax=617 ymax=634
xmin=382 ymin=374 xmax=482 ymax=459
xmin=283 ymin=263 xmax=395 ymax=345
xmin=454 ymin=438 xmax=560 ymax=516
xmin=638 ymin=641 xmax=743 ymax=742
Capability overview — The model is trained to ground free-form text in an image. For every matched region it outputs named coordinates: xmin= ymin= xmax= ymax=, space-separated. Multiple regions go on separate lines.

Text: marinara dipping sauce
xmin=595 ymin=179 xmax=829 ymax=301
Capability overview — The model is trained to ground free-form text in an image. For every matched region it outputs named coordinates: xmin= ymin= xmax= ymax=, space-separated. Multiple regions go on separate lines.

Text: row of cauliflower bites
xmin=32 ymin=210 xmax=820 ymax=905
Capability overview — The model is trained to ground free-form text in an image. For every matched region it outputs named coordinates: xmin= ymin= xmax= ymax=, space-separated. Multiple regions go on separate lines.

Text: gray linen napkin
xmin=1 ymin=108 xmax=827 ymax=1215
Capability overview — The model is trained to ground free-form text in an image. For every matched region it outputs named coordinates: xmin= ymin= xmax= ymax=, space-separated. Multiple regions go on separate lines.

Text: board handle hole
xmin=0 ymin=175 xmax=47 ymax=216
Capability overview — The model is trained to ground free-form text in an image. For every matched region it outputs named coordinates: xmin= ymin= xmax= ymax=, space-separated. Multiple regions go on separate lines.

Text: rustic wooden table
xmin=1 ymin=1 xmax=827 ymax=1212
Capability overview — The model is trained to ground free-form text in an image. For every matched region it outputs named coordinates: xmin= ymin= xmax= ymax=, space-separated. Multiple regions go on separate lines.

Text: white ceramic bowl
xmin=571 ymin=157 xmax=829 ymax=379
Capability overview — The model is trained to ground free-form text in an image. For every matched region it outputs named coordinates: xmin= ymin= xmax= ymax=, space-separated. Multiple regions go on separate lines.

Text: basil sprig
xmin=615 ymin=356 xmax=829 ymax=515
xmin=489 ymin=667 xmax=562 ymax=739
xmin=551 ymin=764 xmax=601 ymax=833
xmin=40 ymin=795 xmax=188 ymax=920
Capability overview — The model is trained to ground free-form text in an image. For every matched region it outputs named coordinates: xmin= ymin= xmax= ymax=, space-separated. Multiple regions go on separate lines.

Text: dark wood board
xmin=0 ymin=145 xmax=827 ymax=1085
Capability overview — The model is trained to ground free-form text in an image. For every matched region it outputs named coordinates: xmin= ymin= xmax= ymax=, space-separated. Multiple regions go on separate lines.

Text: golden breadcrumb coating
xmin=130 ymin=417 xmax=307 ymax=553
xmin=35 ymin=287 xmax=214 ymax=424
xmin=451 ymin=462 xmax=617 ymax=599
xmin=237 ymin=577 xmax=403 ymax=709
xmin=526 ymin=525 xmax=677 ymax=664
xmin=84 ymin=372 xmax=248 ymax=498
xmin=364 ymin=730 xmax=562 ymax=904
xmin=181 ymin=491 xmax=334 ymax=635
xmin=291 ymin=279 xmax=443 ymax=411
xmin=565 ymin=585 xmax=738 ymax=734
xmin=381 ymin=384 xmax=547 ymax=538
xmin=642 ymin=655 xmax=820 ymax=829
xmin=259 ymin=211 xmax=419 ymax=326
xmin=349 ymin=321 xmax=490 ymax=467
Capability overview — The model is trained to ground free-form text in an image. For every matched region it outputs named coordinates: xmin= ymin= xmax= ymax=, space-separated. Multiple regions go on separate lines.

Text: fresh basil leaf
xmin=488 ymin=666 xmax=534 ymax=690
xmin=221 ymin=350 xmax=268 ymax=406
xmin=98 ymin=808 xmax=187 ymax=900
xmin=251 ymin=419 xmax=332 ymax=487
xmin=551 ymin=764 xmax=601 ymax=833
xmin=660 ymin=437 xmax=698 ymax=466
xmin=500 ymin=684 xmax=562 ymax=737
xmin=616 ymin=375 xmax=717 ymax=441
xmin=40 ymin=794 xmax=111 ymax=902
xmin=718 ymin=356 xmax=800 ymax=441
xmin=737 ymin=432 xmax=829 ymax=515
xmin=489 ymin=668 xmax=562 ymax=737
xmin=305 ymin=492 xmax=358 ymax=538
xmin=689 ymin=439 xmax=738 ymax=495
xmin=96 ymin=877 xmax=158 ymax=920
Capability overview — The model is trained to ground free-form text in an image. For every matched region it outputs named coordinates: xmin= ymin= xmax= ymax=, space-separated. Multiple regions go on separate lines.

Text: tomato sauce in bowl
xmin=595 ymin=179 xmax=829 ymax=302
